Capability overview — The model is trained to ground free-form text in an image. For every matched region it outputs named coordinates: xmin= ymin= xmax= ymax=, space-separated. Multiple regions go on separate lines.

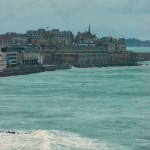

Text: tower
xmin=88 ymin=24 xmax=91 ymax=34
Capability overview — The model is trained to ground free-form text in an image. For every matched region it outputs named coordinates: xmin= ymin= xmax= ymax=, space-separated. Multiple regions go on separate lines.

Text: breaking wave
xmin=0 ymin=130 xmax=129 ymax=150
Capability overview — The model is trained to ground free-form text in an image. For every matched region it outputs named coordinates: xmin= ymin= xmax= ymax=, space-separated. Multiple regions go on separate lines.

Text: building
xmin=115 ymin=38 xmax=126 ymax=51
xmin=0 ymin=33 xmax=27 ymax=46
xmin=26 ymin=29 xmax=46 ymax=38
xmin=0 ymin=35 xmax=13 ymax=46
xmin=0 ymin=47 xmax=17 ymax=67
xmin=95 ymin=37 xmax=126 ymax=51
xmin=0 ymin=50 xmax=7 ymax=70
xmin=0 ymin=46 xmax=43 ymax=69
xmin=7 ymin=51 xmax=17 ymax=67
xmin=74 ymin=25 xmax=97 ymax=45
xmin=14 ymin=46 xmax=43 ymax=66
xmin=49 ymin=29 xmax=74 ymax=45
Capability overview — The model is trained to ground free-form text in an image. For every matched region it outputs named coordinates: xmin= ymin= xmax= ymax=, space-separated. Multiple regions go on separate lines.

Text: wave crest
xmin=0 ymin=130 xmax=128 ymax=150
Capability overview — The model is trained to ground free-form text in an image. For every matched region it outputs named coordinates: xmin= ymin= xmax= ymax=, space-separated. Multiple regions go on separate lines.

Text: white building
xmin=7 ymin=51 xmax=17 ymax=67
xmin=0 ymin=52 xmax=7 ymax=70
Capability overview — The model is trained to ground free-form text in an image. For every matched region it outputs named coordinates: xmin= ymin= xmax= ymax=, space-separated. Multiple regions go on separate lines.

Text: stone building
xmin=74 ymin=25 xmax=97 ymax=45
xmin=0 ymin=33 xmax=27 ymax=46
xmin=49 ymin=29 xmax=74 ymax=45
xmin=26 ymin=28 xmax=74 ymax=46
xmin=95 ymin=37 xmax=126 ymax=52
xmin=0 ymin=35 xmax=13 ymax=46
xmin=26 ymin=29 xmax=46 ymax=38
xmin=26 ymin=29 xmax=47 ymax=45
xmin=115 ymin=38 xmax=126 ymax=51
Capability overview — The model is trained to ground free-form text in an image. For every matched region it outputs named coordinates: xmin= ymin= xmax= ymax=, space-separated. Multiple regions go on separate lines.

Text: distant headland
xmin=125 ymin=38 xmax=150 ymax=47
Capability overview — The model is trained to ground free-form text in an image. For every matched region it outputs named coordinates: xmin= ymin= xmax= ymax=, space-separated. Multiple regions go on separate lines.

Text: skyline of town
xmin=0 ymin=25 xmax=149 ymax=41
xmin=0 ymin=26 xmax=149 ymax=42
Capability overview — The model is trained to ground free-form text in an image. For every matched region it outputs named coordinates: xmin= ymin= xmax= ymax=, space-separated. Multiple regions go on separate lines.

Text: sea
xmin=0 ymin=47 xmax=150 ymax=150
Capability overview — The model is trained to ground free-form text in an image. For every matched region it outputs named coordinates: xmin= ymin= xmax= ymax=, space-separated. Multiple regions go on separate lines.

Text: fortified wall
xmin=131 ymin=52 xmax=150 ymax=62
xmin=41 ymin=50 xmax=132 ymax=67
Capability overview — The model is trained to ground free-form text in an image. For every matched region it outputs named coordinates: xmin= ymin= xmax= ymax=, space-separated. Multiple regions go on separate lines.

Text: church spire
xmin=88 ymin=24 xmax=91 ymax=34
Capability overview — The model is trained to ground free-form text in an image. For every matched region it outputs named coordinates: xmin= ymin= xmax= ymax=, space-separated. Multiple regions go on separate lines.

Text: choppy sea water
xmin=127 ymin=47 xmax=150 ymax=52
xmin=0 ymin=58 xmax=150 ymax=149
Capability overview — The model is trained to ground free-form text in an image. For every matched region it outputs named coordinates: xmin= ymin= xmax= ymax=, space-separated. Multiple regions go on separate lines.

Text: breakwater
xmin=0 ymin=64 xmax=71 ymax=77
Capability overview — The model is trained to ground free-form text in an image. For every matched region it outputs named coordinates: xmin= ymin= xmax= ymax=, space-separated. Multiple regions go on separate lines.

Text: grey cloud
xmin=0 ymin=0 xmax=149 ymax=40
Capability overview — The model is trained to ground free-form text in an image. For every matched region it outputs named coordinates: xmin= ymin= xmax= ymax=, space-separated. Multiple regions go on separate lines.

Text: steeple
xmin=88 ymin=24 xmax=91 ymax=34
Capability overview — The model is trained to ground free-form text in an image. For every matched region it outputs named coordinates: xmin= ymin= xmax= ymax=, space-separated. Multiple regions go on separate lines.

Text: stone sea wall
xmin=41 ymin=50 xmax=150 ymax=67
xmin=131 ymin=52 xmax=150 ymax=62
xmin=41 ymin=51 xmax=134 ymax=67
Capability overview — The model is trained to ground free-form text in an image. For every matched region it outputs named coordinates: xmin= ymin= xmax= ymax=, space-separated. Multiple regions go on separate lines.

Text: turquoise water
xmin=127 ymin=47 xmax=150 ymax=52
xmin=0 ymin=63 xmax=150 ymax=149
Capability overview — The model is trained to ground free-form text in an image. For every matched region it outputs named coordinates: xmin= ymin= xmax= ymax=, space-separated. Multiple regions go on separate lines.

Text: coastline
xmin=73 ymin=62 xmax=141 ymax=68
xmin=0 ymin=62 xmax=142 ymax=77
xmin=0 ymin=64 xmax=71 ymax=77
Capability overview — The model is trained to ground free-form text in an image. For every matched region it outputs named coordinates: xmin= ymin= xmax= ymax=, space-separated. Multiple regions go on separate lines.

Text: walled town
xmin=0 ymin=26 xmax=150 ymax=76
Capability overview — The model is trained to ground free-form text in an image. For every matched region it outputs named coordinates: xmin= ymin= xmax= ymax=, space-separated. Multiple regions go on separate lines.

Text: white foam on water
xmin=0 ymin=130 xmax=129 ymax=150
xmin=135 ymin=138 xmax=150 ymax=148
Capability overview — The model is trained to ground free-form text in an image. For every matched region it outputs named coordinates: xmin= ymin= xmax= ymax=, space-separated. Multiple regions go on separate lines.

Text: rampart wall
xmin=131 ymin=52 xmax=150 ymax=62
xmin=41 ymin=50 xmax=150 ymax=67
xmin=41 ymin=51 xmax=132 ymax=67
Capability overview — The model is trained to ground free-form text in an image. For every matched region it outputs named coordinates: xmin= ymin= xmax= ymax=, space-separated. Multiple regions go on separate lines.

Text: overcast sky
xmin=0 ymin=0 xmax=149 ymax=40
